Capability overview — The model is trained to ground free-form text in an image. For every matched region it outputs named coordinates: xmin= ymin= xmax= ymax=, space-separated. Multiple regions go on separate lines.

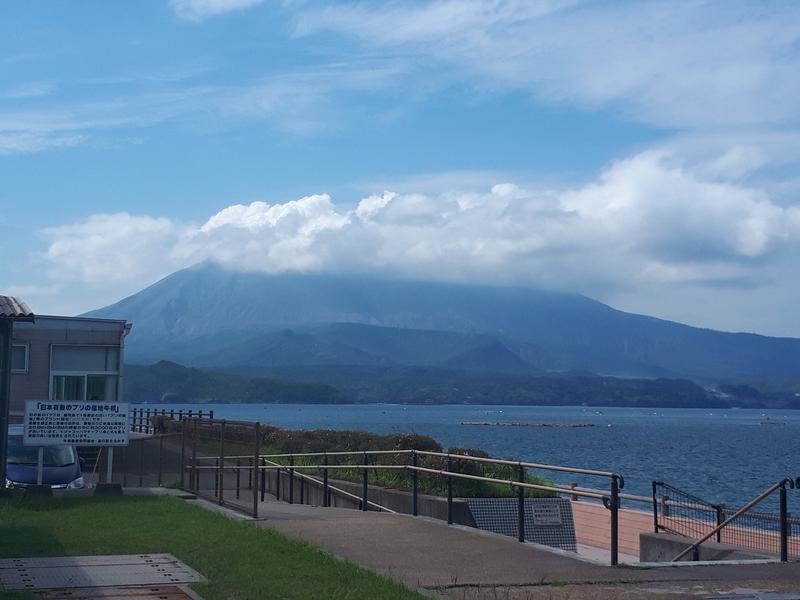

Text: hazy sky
xmin=1 ymin=1 xmax=799 ymax=336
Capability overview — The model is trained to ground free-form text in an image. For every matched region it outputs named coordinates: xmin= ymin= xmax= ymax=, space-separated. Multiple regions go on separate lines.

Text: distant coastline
xmin=125 ymin=360 xmax=800 ymax=410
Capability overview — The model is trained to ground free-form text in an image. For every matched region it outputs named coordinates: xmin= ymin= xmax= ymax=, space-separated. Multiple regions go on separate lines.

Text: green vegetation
xmin=167 ymin=419 xmax=555 ymax=498
xmin=126 ymin=360 xmax=351 ymax=404
xmin=256 ymin=425 xmax=554 ymax=498
xmin=243 ymin=364 xmax=727 ymax=408
xmin=0 ymin=495 xmax=427 ymax=600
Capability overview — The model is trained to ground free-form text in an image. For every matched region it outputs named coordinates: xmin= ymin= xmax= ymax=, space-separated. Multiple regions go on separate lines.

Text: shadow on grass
xmin=0 ymin=525 xmax=66 ymax=558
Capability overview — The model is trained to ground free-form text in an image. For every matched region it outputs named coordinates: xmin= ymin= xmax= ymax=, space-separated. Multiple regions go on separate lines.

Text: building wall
xmin=9 ymin=316 xmax=129 ymax=415
xmin=570 ymin=499 xmax=654 ymax=558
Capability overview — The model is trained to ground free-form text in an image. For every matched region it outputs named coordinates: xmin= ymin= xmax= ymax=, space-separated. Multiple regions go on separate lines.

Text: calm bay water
xmin=154 ymin=403 xmax=800 ymax=510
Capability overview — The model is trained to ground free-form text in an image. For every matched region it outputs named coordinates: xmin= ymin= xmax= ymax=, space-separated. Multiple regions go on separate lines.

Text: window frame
xmin=48 ymin=344 xmax=121 ymax=402
xmin=11 ymin=343 xmax=29 ymax=374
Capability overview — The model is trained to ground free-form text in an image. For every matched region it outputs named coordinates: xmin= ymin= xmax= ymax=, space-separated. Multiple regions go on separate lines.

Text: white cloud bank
xmin=37 ymin=150 xmax=800 ymax=315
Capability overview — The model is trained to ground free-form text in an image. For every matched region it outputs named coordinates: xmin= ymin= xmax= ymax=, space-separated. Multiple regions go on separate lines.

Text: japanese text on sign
xmin=532 ymin=503 xmax=563 ymax=526
xmin=24 ymin=400 xmax=129 ymax=447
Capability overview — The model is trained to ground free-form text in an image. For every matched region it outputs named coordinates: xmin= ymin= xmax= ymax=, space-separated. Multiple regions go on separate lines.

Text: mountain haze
xmin=85 ymin=264 xmax=800 ymax=381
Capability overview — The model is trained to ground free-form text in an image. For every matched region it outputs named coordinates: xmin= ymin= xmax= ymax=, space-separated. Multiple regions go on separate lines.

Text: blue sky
xmin=1 ymin=1 xmax=799 ymax=336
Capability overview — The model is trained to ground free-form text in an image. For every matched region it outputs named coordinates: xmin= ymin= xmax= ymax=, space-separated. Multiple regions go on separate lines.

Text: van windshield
xmin=6 ymin=436 xmax=76 ymax=467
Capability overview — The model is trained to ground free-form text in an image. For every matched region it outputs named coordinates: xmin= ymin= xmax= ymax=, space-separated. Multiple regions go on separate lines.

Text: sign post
xmin=23 ymin=401 xmax=130 ymax=487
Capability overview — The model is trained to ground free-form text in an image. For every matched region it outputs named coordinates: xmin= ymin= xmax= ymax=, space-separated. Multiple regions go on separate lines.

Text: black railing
xmin=653 ymin=479 xmax=800 ymax=562
xmin=130 ymin=407 xmax=214 ymax=433
xmin=172 ymin=418 xmax=629 ymax=565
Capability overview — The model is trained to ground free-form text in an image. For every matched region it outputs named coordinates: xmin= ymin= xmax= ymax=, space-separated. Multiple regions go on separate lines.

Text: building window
xmin=53 ymin=375 xmax=86 ymax=401
xmin=50 ymin=345 xmax=120 ymax=402
xmin=11 ymin=344 xmax=28 ymax=373
xmin=52 ymin=345 xmax=119 ymax=372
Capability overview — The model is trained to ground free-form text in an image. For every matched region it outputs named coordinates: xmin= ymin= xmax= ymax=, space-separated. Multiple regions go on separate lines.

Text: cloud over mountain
xmin=38 ymin=148 xmax=800 ymax=317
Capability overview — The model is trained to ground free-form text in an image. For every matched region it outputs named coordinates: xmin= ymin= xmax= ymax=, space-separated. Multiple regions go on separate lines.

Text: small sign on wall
xmin=24 ymin=400 xmax=129 ymax=447
xmin=532 ymin=502 xmax=563 ymax=526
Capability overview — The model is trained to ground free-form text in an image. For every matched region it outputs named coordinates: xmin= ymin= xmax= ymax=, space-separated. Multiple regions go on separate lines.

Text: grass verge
xmin=0 ymin=495 xmax=428 ymax=600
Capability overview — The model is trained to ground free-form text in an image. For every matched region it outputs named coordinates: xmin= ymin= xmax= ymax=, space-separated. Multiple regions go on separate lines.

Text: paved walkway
xmin=244 ymin=496 xmax=800 ymax=599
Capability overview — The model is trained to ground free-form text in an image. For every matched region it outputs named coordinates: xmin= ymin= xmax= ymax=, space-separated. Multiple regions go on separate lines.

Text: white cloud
xmin=170 ymin=0 xmax=266 ymax=21
xmin=0 ymin=82 xmax=56 ymax=100
xmin=34 ymin=149 xmax=800 ymax=310
xmin=0 ymin=132 xmax=85 ymax=155
xmin=295 ymin=0 xmax=800 ymax=130
xmin=41 ymin=214 xmax=185 ymax=284
xmin=0 ymin=60 xmax=406 ymax=154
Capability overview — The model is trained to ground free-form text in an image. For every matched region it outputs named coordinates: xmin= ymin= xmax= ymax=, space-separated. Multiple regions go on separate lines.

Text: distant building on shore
xmin=9 ymin=315 xmax=132 ymax=417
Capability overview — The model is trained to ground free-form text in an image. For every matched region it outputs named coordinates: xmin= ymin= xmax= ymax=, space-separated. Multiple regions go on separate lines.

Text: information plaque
xmin=24 ymin=400 xmax=129 ymax=447
xmin=532 ymin=502 xmax=563 ymax=526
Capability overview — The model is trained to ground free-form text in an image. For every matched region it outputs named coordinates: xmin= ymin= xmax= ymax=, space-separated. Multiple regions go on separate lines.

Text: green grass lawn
xmin=0 ymin=495 xmax=428 ymax=600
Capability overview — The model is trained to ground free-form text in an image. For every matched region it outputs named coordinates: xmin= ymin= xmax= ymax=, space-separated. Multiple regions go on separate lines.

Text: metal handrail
xmin=240 ymin=448 xmax=622 ymax=483
xmin=261 ymin=458 xmax=398 ymax=514
xmin=190 ymin=461 xmax=612 ymax=502
xmin=195 ymin=455 xmax=649 ymax=503
xmin=261 ymin=450 xmax=415 ymax=459
xmin=415 ymin=450 xmax=622 ymax=484
xmin=181 ymin=419 xmax=627 ymax=565
xmin=672 ymin=477 xmax=798 ymax=562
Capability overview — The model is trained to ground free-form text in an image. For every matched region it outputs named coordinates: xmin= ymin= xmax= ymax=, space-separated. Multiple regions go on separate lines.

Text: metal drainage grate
xmin=38 ymin=585 xmax=198 ymax=599
xmin=0 ymin=554 xmax=204 ymax=591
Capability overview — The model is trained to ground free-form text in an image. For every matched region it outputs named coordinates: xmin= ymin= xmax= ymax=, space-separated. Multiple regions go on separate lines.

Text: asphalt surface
xmin=250 ymin=497 xmax=800 ymax=599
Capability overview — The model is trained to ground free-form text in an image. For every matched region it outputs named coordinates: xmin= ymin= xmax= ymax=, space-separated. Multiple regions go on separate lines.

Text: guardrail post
xmin=610 ymin=475 xmax=620 ymax=566
xmin=715 ymin=505 xmax=724 ymax=543
xmin=651 ymin=481 xmax=659 ymax=533
xmin=122 ymin=446 xmax=128 ymax=488
xmin=138 ymin=439 xmax=144 ymax=487
xmin=517 ymin=464 xmax=525 ymax=542
xmin=180 ymin=418 xmax=186 ymax=489
xmin=192 ymin=419 xmax=198 ymax=494
xmin=362 ymin=452 xmax=369 ymax=511
xmin=323 ymin=453 xmax=329 ymax=507
xmin=289 ymin=455 xmax=295 ymax=504
xmin=412 ymin=450 xmax=418 ymax=517
xmin=300 ymin=475 xmax=305 ymax=504
xmin=236 ymin=458 xmax=241 ymax=500
xmin=447 ymin=455 xmax=453 ymax=524
xmin=275 ymin=459 xmax=281 ymax=501
xmin=253 ymin=422 xmax=259 ymax=518
xmin=261 ymin=458 xmax=266 ymax=501
xmin=157 ymin=434 xmax=164 ymax=487
xmin=218 ymin=421 xmax=226 ymax=504
xmin=780 ymin=482 xmax=789 ymax=562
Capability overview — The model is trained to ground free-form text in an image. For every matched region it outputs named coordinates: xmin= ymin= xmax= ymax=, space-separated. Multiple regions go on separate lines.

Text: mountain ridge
xmin=85 ymin=263 xmax=800 ymax=381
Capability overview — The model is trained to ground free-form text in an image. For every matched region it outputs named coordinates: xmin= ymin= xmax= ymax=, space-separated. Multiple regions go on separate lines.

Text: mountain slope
xmin=125 ymin=361 xmax=350 ymax=404
xmin=87 ymin=263 xmax=800 ymax=380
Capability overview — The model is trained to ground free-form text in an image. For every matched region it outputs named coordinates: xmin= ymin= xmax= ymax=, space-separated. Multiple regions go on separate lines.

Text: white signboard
xmin=24 ymin=400 xmax=129 ymax=447
xmin=532 ymin=503 xmax=563 ymax=526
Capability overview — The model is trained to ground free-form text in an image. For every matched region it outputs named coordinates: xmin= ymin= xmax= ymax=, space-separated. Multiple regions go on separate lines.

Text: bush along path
xmin=156 ymin=418 xmax=555 ymax=498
